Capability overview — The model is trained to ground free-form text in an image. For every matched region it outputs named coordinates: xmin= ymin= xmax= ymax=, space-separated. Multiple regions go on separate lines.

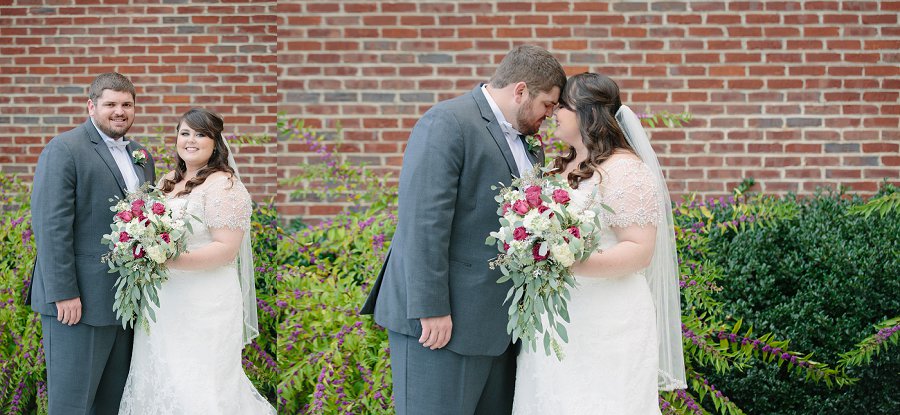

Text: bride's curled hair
xmin=160 ymin=108 xmax=235 ymax=196
xmin=551 ymin=73 xmax=634 ymax=189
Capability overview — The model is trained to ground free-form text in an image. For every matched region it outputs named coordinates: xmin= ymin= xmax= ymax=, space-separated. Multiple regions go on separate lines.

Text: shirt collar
xmin=481 ymin=84 xmax=524 ymax=138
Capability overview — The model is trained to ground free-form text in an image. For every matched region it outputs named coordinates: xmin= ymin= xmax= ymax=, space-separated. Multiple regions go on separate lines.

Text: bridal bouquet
xmin=486 ymin=166 xmax=605 ymax=360
xmin=101 ymin=184 xmax=192 ymax=332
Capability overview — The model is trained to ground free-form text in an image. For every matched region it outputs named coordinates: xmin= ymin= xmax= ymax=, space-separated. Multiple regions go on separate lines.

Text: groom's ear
xmin=513 ymin=82 xmax=528 ymax=103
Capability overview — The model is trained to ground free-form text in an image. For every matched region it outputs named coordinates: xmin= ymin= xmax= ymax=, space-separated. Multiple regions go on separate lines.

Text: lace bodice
xmin=571 ymin=157 xmax=663 ymax=230
xmin=166 ymin=174 xmax=252 ymax=251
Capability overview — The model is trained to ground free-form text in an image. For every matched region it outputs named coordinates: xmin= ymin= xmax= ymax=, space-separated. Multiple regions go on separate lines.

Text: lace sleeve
xmin=599 ymin=158 xmax=663 ymax=228
xmin=203 ymin=175 xmax=252 ymax=231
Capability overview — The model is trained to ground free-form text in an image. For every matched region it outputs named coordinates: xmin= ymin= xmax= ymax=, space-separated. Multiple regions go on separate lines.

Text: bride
xmin=118 ymin=108 xmax=275 ymax=413
xmin=512 ymin=73 xmax=686 ymax=414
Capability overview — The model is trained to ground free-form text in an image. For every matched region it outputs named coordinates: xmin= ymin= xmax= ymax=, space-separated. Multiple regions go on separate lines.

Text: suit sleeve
xmin=398 ymin=108 xmax=464 ymax=319
xmin=31 ymin=139 xmax=80 ymax=303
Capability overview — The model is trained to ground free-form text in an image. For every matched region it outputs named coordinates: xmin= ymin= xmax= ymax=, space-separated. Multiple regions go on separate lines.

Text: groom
xmin=362 ymin=46 xmax=566 ymax=414
xmin=28 ymin=72 xmax=156 ymax=414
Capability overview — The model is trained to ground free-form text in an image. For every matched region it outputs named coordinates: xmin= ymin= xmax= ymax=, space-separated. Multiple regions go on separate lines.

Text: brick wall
xmin=3 ymin=1 xmax=898 ymax=221
xmin=0 ymin=1 xmax=278 ymax=202
xmin=279 ymin=0 xmax=900 ymax=220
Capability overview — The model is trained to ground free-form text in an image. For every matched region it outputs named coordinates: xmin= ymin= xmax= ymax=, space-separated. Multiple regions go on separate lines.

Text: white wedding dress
xmin=119 ymin=175 xmax=275 ymax=414
xmin=513 ymin=158 xmax=663 ymax=414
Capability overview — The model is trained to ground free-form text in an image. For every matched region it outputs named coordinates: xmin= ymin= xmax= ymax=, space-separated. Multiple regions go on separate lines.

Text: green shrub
xmin=276 ymin=211 xmax=395 ymax=413
xmin=704 ymin=187 xmax=900 ymax=414
xmin=0 ymin=175 xmax=46 ymax=414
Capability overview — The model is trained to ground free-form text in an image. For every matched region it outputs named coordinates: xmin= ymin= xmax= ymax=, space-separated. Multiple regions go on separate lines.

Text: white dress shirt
xmin=481 ymin=85 xmax=534 ymax=176
xmin=92 ymin=119 xmax=140 ymax=192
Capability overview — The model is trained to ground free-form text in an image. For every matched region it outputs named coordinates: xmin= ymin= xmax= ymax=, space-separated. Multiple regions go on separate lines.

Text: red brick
xmin=784 ymin=169 xmax=821 ymax=179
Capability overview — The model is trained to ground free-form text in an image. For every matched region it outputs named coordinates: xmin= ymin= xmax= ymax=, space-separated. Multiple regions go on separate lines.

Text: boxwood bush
xmin=704 ymin=187 xmax=899 ymax=414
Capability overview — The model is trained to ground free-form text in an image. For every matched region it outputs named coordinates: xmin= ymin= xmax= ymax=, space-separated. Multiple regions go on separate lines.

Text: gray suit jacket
xmin=29 ymin=119 xmax=156 ymax=326
xmin=362 ymin=85 xmax=543 ymax=356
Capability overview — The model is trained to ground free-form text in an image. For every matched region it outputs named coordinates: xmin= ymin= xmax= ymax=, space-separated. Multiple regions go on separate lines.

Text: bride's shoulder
xmin=206 ymin=171 xmax=235 ymax=183
xmin=597 ymin=151 xmax=646 ymax=177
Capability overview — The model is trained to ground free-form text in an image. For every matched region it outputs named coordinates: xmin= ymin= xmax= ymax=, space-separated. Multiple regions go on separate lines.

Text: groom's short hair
xmin=88 ymin=72 xmax=136 ymax=102
xmin=489 ymin=45 xmax=566 ymax=97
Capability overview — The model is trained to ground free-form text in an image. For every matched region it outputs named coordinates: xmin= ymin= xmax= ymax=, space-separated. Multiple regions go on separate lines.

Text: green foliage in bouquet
xmin=101 ymin=184 xmax=194 ymax=332
xmin=485 ymin=167 xmax=605 ymax=359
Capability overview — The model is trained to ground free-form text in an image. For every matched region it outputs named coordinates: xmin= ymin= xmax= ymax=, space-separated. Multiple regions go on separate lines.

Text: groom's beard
xmin=516 ymin=98 xmax=542 ymax=136
xmin=93 ymin=116 xmax=134 ymax=139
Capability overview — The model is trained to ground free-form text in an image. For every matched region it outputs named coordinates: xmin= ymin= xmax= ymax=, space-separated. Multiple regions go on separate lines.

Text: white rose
xmin=551 ymin=243 xmax=576 ymax=267
xmin=524 ymin=214 xmax=550 ymax=236
xmin=504 ymin=191 xmax=522 ymax=203
xmin=580 ymin=209 xmax=596 ymax=220
xmin=509 ymin=240 xmax=528 ymax=254
xmin=125 ymin=221 xmax=143 ymax=237
xmin=146 ymin=245 xmax=167 ymax=264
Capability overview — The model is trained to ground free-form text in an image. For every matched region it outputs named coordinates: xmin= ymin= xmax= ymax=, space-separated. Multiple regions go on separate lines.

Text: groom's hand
xmin=55 ymin=297 xmax=82 ymax=326
xmin=419 ymin=314 xmax=452 ymax=350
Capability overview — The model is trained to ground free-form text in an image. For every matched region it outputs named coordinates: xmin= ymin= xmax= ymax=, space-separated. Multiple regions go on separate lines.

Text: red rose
xmin=513 ymin=226 xmax=528 ymax=241
xmin=503 ymin=242 xmax=510 ymax=252
xmin=137 ymin=211 xmax=147 ymax=224
xmin=552 ymin=189 xmax=570 ymax=204
xmin=537 ymin=205 xmax=554 ymax=219
xmin=502 ymin=203 xmax=512 ymax=215
xmin=117 ymin=211 xmax=134 ymax=222
xmin=119 ymin=231 xmax=131 ymax=243
xmin=534 ymin=133 xmax=543 ymax=144
xmin=133 ymin=245 xmax=145 ymax=259
xmin=567 ymin=226 xmax=581 ymax=239
xmin=152 ymin=202 xmax=166 ymax=215
xmin=160 ymin=233 xmax=170 ymax=243
xmin=513 ymin=200 xmax=530 ymax=215
xmin=525 ymin=186 xmax=543 ymax=207
xmin=532 ymin=243 xmax=549 ymax=261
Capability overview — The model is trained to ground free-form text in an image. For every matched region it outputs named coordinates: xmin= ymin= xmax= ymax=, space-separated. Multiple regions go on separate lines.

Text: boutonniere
xmin=524 ymin=133 xmax=543 ymax=153
xmin=131 ymin=149 xmax=149 ymax=166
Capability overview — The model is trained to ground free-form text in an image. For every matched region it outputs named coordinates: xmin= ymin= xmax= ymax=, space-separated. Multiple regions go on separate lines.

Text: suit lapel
xmin=84 ymin=120 xmax=128 ymax=196
xmin=471 ymin=85 xmax=520 ymax=178
xmin=522 ymin=136 xmax=544 ymax=167
xmin=125 ymin=142 xmax=147 ymax=184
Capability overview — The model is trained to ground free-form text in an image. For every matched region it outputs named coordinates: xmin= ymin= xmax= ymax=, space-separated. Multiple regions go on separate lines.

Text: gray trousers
xmin=388 ymin=330 xmax=516 ymax=415
xmin=41 ymin=315 xmax=133 ymax=415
